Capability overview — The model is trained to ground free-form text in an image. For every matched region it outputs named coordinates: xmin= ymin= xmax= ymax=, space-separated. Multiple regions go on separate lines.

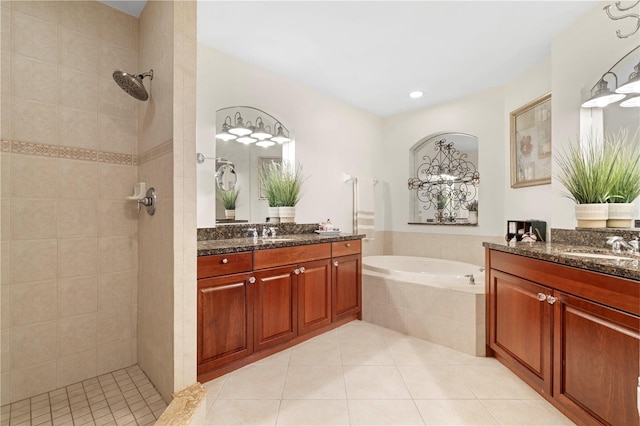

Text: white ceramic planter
xmin=279 ymin=206 xmax=295 ymax=223
xmin=224 ymin=209 xmax=235 ymax=220
xmin=606 ymin=203 xmax=635 ymax=228
xmin=468 ymin=211 xmax=478 ymax=225
xmin=268 ymin=206 xmax=280 ymax=224
xmin=575 ymin=203 xmax=608 ymax=228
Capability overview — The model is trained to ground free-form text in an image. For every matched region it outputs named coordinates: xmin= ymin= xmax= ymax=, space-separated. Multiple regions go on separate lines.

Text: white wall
xmin=197 ymin=46 xmax=383 ymax=231
xmin=381 ymin=87 xmax=506 ymax=237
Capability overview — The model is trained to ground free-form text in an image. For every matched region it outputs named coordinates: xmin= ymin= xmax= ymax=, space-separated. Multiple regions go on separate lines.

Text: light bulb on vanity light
xmin=620 ymin=95 xmax=640 ymax=107
xmin=409 ymin=90 xmax=424 ymax=99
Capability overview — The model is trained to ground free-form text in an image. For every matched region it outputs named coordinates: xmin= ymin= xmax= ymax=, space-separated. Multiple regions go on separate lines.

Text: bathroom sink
xmin=561 ymin=251 xmax=632 ymax=261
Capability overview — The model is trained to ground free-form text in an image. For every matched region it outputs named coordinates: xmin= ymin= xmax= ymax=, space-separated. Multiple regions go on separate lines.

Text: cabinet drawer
xmin=331 ymin=239 xmax=361 ymax=257
xmin=198 ymin=252 xmax=253 ymax=279
xmin=254 ymin=243 xmax=331 ymax=270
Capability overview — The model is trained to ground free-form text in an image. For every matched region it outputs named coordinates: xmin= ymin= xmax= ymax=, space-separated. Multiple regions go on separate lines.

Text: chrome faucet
xmin=606 ymin=236 xmax=639 ymax=253
xmin=464 ymin=274 xmax=475 ymax=285
xmin=262 ymin=227 xmax=269 ymax=238
xmin=269 ymin=227 xmax=276 ymax=237
xmin=247 ymin=228 xmax=258 ymax=238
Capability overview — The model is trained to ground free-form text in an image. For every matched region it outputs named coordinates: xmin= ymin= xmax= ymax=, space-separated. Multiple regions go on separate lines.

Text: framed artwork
xmin=258 ymin=156 xmax=281 ymax=199
xmin=510 ymin=93 xmax=552 ymax=188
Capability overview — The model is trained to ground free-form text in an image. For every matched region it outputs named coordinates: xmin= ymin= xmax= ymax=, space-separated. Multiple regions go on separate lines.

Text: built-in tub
xmin=362 ymin=255 xmax=486 ymax=356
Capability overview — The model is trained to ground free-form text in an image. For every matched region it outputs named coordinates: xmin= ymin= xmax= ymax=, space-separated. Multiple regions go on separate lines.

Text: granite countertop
xmin=483 ymin=241 xmax=640 ymax=281
xmin=198 ymin=233 xmax=365 ymax=257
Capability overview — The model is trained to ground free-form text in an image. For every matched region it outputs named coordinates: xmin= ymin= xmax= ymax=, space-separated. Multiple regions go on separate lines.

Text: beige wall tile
xmin=58 ymin=275 xmax=97 ymax=318
xmin=98 ymin=201 xmax=137 ymax=237
xmin=98 ymin=5 xmax=137 ymax=52
xmin=10 ymin=154 xmax=57 ymax=198
xmin=98 ymin=78 xmax=136 ymax=120
xmin=1 ymin=197 xmax=10 ymax=241
xmin=97 ymin=271 xmax=134 ymax=311
xmin=10 ymin=279 xmax=57 ymax=326
xmin=57 ymin=199 xmax=98 ymax=238
xmin=1 ymin=94 xmax=11 ymax=141
xmin=10 ymin=321 xmax=56 ymax=369
xmin=96 ymin=339 xmax=133 ymax=376
xmin=1 ymin=7 xmax=11 ymax=53
xmin=98 ymin=236 xmax=134 ymax=274
xmin=11 ymin=54 xmax=57 ymax=104
xmin=59 ymin=67 xmax=98 ymax=112
xmin=0 ymin=329 xmax=9 ymax=371
xmin=0 ymin=153 xmax=9 ymax=199
xmin=57 ymin=313 xmax=97 ymax=357
xmin=57 ymin=107 xmax=98 ymax=150
xmin=11 ymin=239 xmax=57 ymax=283
xmin=98 ymin=42 xmax=136 ymax=84
xmin=98 ymin=163 xmax=137 ymax=200
xmin=97 ymin=305 xmax=132 ymax=346
xmin=1 ymin=241 xmax=9 ymax=286
xmin=10 ymin=198 xmax=56 ymax=240
xmin=11 ymin=2 xmax=58 ymax=24
xmin=12 ymin=10 xmax=57 ymax=64
xmin=58 ymin=1 xmax=99 ymax=39
xmin=57 ymin=349 xmax=96 ymax=388
xmin=10 ymin=360 xmax=57 ymax=402
xmin=11 ymin=98 xmax=57 ymax=145
xmin=1 ymin=371 xmax=9 ymax=406
xmin=58 ymin=159 xmax=98 ymax=199
xmin=98 ymin=114 xmax=136 ymax=154
xmin=59 ymin=27 xmax=98 ymax=75
xmin=57 ymin=237 xmax=97 ymax=278
xmin=1 ymin=286 xmax=11 ymax=328
xmin=1 ymin=50 xmax=11 ymax=96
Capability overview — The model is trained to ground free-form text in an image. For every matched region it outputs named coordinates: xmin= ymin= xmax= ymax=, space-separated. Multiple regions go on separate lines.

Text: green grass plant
xmin=608 ymin=130 xmax=640 ymax=203
xmin=217 ymin=187 xmax=239 ymax=210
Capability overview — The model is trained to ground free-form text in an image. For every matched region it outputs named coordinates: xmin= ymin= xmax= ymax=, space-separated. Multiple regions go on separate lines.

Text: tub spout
xmin=464 ymin=274 xmax=475 ymax=285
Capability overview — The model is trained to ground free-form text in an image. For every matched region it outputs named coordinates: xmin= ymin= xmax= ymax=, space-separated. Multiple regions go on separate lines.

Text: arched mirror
xmin=408 ymin=132 xmax=480 ymax=225
xmin=216 ymin=163 xmax=237 ymax=191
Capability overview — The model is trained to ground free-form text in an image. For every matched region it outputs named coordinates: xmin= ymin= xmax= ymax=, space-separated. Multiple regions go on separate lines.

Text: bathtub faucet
xmin=464 ymin=274 xmax=475 ymax=285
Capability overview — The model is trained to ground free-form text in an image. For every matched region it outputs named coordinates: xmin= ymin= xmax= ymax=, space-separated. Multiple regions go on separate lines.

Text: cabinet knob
xmin=546 ymin=295 xmax=558 ymax=305
xmin=294 ymin=268 xmax=300 ymax=275
xmin=299 ymin=267 xmax=305 ymax=273
xmin=221 ymin=258 xmax=228 ymax=264
xmin=346 ymin=243 xmax=351 ymax=247
xmin=249 ymin=277 xmax=255 ymax=284
xmin=537 ymin=293 xmax=547 ymax=302
xmin=333 ymin=261 xmax=339 ymax=267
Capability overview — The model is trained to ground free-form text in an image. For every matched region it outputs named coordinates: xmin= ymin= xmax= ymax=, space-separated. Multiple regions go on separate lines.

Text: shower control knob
xmin=537 ymin=293 xmax=547 ymax=302
xmin=221 ymin=258 xmax=228 ymax=264
xmin=333 ymin=261 xmax=339 ymax=267
xmin=249 ymin=277 xmax=256 ymax=284
xmin=546 ymin=295 xmax=558 ymax=305
xmin=299 ymin=267 xmax=305 ymax=273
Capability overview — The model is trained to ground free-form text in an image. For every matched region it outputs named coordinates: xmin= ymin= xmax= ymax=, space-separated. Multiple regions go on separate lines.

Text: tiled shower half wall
xmin=0 ymin=1 xmax=140 ymax=404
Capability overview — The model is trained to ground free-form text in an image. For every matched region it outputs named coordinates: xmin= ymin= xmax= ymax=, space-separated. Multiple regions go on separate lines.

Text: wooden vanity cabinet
xmin=486 ymin=249 xmax=640 ymax=426
xmin=331 ymin=240 xmax=362 ymax=321
xmin=297 ymin=259 xmax=332 ymax=335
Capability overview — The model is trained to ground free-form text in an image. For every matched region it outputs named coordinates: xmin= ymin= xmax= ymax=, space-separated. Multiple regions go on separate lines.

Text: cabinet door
xmin=488 ymin=269 xmax=552 ymax=394
xmin=254 ymin=265 xmax=298 ymax=351
xmin=553 ymin=291 xmax=640 ymax=426
xmin=332 ymin=254 xmax=362 ymax=322
xmin=198 ymin=273 xmax=253 ymax=373
xmin=298 ymin=259 xmax=331 ymax=335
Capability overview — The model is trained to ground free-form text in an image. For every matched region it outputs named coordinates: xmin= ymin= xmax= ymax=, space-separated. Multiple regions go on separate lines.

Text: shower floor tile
xmin=1 ymin=365 xmax=166 ymax=426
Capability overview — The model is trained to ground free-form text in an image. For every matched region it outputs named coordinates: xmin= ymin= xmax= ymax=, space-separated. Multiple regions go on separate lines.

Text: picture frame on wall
xmin=510 ymin=93 xmax=552 ymax=188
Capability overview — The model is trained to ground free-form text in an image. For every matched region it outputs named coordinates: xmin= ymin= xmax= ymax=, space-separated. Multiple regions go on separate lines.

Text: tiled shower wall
xmin=0 ymin=1 xmax=139 ymax=404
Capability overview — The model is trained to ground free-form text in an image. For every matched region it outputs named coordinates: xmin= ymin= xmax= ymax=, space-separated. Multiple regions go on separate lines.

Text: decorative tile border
xmin=0 ymin=140 xmax=174 ymax=166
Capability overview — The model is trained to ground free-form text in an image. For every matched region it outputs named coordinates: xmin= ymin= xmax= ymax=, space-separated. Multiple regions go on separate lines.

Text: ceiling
xmin=102 ymin=1 xmax=598 ymax=117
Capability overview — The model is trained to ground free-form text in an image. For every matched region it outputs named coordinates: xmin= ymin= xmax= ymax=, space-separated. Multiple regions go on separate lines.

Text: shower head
xmin=112 ymin=69 xmax=154 ymax=101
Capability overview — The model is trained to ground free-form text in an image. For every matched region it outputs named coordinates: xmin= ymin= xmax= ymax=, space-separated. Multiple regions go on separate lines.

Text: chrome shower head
xmin=112 ymin=69 xmax=154 ymax=101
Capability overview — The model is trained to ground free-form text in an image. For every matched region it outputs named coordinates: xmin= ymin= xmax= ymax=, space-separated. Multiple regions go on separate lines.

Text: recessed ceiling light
xmin=409 ymin=91 xmax=424 ymax=99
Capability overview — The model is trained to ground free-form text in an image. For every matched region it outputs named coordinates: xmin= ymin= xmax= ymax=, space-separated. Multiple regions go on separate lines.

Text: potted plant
xmin=276 ymin=161 xmax=304 ymax=223
xmin=556 ymin=134 xmax=621 ymax=228
xmin=466 ymin=200 xmax=478 ymax=225
xmin=607 ymin=131 xmax=640 ymax=228
xmin=217 ymin=187 xmax=239 ymax=220
xmin=259 ymin=161 xmax=283 ymax=223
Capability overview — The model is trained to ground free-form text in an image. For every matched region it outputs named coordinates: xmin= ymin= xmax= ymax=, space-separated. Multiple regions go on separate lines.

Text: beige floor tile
xmin=289 ymin=340 xmax=341 ymax=366
xmin=437 ymin=346 xmax=499 ymax=367
xmin=217 ymin=365 xmax=288 ymax=400
xmin=206 ymin=399 xmax=279 ymax=425
xmin=481 ymin=399 xmax=575 ymax=425
xmin=253 ymin=349 xmax=292 ymax=366
xmin=456 ymin=365 xmax=541 ymax=400
xmin=203 ymin=375 xmax=228 ymax=408
xmin=348 ymin=399 xmax=424 ymax=425
xmin=282 ymin=366 xmax=346 ymax=400
xmin=398 ymin=366 xmax=476 ymax=400
xmin=386 ymin=338 xmax=448 ymax=366
xmin=415 ymin=399 xmax=498 ymax=425
xmin=276 ymin=399 xmax=349 ymax=425
xmin=343 ymin=366 xmax=411 ymax=399
xmin=339 ymin=339 xmax=394 ymax=366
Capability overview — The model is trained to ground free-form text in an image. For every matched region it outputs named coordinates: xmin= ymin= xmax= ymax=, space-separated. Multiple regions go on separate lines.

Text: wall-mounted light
xmin=228 ymin=112 xmax=253 ymax=136
xmin=216 ymin=107 xmax=292 ymax=147
xmin=615 ymin=61 xmax=640 ymax=94
xmin=215 ymin=117 xmax=237 ymax=141
xmin=251 ymin=117 xmax=273 ymax=140
xmin=271 ymin=123 xmax=291 ymax=144
xmin=581 ymin=72 xmax=626 ymax=108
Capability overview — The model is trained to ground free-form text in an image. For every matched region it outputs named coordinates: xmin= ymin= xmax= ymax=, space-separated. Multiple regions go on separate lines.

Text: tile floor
xmin=0 ymin=365 xmax=167 ymax=426
xmin=204 ymin=321 xmax=575 ymax=425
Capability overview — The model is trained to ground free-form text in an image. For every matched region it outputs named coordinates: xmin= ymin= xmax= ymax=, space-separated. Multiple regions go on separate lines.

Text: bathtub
xmin=362 ymin=255 xmax=486 ymax=356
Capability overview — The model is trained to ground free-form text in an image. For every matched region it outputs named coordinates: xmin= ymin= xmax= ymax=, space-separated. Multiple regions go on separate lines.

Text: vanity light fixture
xmin=215 ymin=117 xmax=237 ymax=141
xmin=581 ymin=72 xmax=626 ymax=108
xmin=615 ymin=61 xmax=640 ymax=94
xmin=251 ymin=118 xmax=273 ymax=140
xmin=620 ymin=95 xmax=640 ymax=107
xmin=236 ymin=135 xmax=257 ymax=144
xmin=409 ymin=91 xmax=424 ymax=99
xmin=228 ymin=112 xmax=253 ymax=136
xmin=256 ymin=140 xmax=276 ymax=147
xmin=271 ymin=123 xmax=291 ymax=144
